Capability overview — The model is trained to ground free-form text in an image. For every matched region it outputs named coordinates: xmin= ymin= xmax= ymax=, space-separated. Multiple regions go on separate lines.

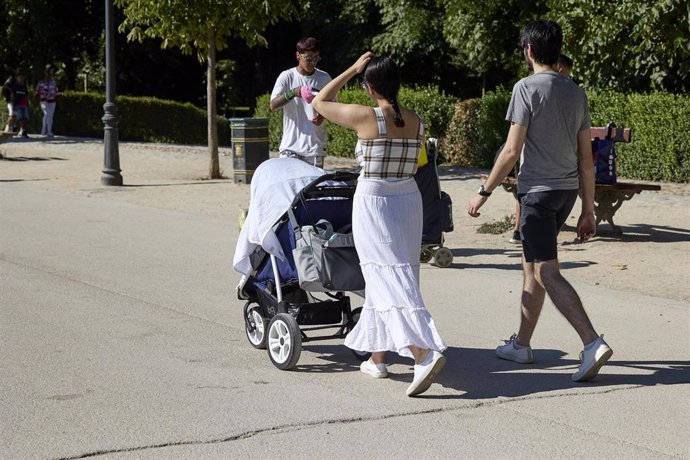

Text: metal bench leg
xmin=594 ymin=190 xmax=640 ymax=235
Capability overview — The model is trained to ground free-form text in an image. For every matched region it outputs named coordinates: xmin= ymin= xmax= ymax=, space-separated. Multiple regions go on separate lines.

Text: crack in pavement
xmin=54 ymin=384 xmax=661 ymax=459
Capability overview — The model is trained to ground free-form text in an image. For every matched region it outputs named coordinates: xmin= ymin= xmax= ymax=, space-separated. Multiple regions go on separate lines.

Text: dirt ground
xmin=2 ymin=135 xmax=689 ymax=302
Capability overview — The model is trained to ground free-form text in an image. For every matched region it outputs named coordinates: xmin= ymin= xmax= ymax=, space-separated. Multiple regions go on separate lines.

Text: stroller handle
xmin=292 ymin=171 xmax=358 ymax=204
xmin=288 ymin=171 xmax=358 ymax=230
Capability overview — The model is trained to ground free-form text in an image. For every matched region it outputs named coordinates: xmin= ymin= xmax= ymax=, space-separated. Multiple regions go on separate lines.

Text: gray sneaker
xmin=496 ymin=334 xmax=533 ymax=363
xmin=572 ymin=335 xmax=613 ymax=382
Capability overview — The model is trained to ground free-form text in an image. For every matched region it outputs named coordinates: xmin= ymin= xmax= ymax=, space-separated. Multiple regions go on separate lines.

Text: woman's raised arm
xmin=312 ymin=52 xmax=374 ymax=132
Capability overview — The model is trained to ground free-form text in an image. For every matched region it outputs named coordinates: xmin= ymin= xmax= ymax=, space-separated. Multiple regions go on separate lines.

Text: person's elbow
xmin=269 ymin=98 xmax=280 ymax=111
xmin=311 ymin=98 xmax=323 ymax=113
xmin=501 ymin=144 xmax=521 ymax=163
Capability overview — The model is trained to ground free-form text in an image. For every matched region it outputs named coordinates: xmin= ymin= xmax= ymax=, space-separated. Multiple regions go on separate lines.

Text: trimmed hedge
xmin=588 ymin=92 xmax=690 ymax=182
xmin=7 ymin=87 xmax=683 ymax=182
xmin=0 ymin=91 xmax=231 ymax=145
xmin=440 ymin=90 xmax=690 ymax=182
xmin=253 ymin=84 xmax=457 ymax=157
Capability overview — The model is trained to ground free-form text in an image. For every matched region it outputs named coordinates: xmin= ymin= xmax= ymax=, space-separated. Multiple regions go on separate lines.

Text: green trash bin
xmin=229 ymin=117 xmax=269 ymax=184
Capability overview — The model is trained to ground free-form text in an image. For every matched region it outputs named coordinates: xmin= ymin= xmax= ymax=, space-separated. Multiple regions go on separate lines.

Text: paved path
xmin=1 ymin=140 xmax=689 ymax=459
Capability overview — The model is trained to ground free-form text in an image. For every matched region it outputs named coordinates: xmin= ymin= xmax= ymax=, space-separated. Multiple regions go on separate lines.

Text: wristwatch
xmin=478 ymin=184 xmax=492 ymax=197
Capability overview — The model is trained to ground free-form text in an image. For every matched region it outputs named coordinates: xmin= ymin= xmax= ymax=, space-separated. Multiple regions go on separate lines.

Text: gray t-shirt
xmin=506 ymin=71 xmax=590 ymax=193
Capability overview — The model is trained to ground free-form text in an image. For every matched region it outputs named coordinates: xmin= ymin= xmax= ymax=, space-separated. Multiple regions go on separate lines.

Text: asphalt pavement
xmin=1 ymin=152 xmax=689 ymax=459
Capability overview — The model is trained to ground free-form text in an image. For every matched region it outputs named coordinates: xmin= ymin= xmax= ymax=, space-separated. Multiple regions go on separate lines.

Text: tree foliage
xmin=371 ymin=0 xmax=448 ymax=76
xmin=115 ymin=0 xmax=293 ymax=61
xmin=1 ymin=0 xmax=687 ymax=144
xmin=441 ymin=0 xmax=549 ymax=92
xmin=0 ymin=0 xmax=104 ymax=88
xmin=547 ymin=0 xmax=690 ymax=92
xmin=115 ymin=0 xmax=295 ymax=178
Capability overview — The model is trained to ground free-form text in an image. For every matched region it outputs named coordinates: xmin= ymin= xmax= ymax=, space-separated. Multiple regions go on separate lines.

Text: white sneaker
xmin=509 ymin=231 xmax=522 ymax=244
xmin=406 ymin=351 xmax=446 ymax=397
xmin=360 ymin=359 xmax=388 ymax=378
xmin=572 ymin=335 xmax=613 ymax=382
xmin=496 ymin=334 xmax=533 ymax=364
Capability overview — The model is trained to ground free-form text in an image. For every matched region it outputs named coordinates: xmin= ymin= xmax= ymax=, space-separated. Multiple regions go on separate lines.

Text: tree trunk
xmin=207 ymin=28 xmax=220 ymax=179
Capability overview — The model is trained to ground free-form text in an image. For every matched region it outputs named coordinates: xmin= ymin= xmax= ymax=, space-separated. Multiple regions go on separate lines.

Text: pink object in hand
xmin=299 ymin=85 xmax=315 ymax=103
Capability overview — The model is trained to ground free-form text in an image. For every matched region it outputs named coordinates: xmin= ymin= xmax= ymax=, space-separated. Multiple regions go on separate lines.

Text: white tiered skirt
xmin=344 ymin=178 xmax=446 ymax=359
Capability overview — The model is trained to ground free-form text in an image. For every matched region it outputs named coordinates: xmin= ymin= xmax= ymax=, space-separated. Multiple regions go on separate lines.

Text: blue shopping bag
xmin=591 ymin=137 xmax=617 ymax=185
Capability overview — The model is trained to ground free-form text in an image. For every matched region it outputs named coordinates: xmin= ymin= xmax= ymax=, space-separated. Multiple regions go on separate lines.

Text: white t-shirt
xmin=270 ymin=67 xmax=332 ymax=157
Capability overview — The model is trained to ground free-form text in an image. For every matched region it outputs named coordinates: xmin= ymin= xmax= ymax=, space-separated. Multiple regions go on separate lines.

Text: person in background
xmin=555 ymin=54 xmax=573 ymax=77
xmin=313 ymin=52 xmax=447 ymax=397
xmin=269 ymin=37 xmax=332 ymax=168
xmin=3 ymin=70 xmax=16 ymax=132
xmin=468 ymin=20 xmax=612 ymax=382
xmin=10 ymin=71 xmax=30 ymax=138
xmin=36 ymin=67 xmax=59 ymax=138
xmin=508 ymin=53 xmax=574 ymax=244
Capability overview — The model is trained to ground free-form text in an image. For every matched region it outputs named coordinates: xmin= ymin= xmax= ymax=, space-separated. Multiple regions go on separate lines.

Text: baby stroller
xmin=236 ymin=170 xmax=367 ymax=370
xmin=414 ymin=138 xmax=454 ymax=267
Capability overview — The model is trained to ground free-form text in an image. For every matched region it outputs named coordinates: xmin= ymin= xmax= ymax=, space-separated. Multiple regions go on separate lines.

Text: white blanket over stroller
xmin=233 ymin=157 xmax=326 ymax=276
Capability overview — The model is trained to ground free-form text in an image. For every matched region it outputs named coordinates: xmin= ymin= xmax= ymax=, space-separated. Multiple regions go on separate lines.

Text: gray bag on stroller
xmin=289 ymin=209 xmax=365 ymax=292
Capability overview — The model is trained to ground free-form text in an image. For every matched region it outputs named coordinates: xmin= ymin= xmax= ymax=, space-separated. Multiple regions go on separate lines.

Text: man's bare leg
xmin=535 ymin=259 xmax=598 ymax=345
xmin=517 ymin=258 xmax=546 ymax=347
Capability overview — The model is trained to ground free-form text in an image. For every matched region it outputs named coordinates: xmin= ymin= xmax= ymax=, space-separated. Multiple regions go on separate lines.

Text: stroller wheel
xmin=433 ymin=247 xmax=453 ymax=268
xmin=420 ymin=248 xmax=433 ymax=263
xmin=245 ymin=305 xmax=267 ymax=349
xmin=267 ymin=313 xmax=302 ymax=370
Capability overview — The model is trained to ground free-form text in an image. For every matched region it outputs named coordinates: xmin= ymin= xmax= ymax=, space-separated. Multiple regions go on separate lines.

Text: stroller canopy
xmin=233 ymin=157 xmax=326 ymax=276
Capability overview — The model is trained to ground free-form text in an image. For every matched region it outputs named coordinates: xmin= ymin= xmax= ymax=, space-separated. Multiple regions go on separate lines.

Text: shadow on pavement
xmin=433 ymin=346 xmax=690 ymax=399
xmin=562 ymin=222 xmax=690 ymax=243
xmin=0 ymin=178 xmax=50 ymax=183
xmin=122 ymin=181 xmax=230 ymax=188
xmin=442 ymin=247 xmax=596 ymax=271
xmin=303 ymin=345 xmax=690 ymax=400
xmin=596 ymin=224 xmax=690 ymax=243
xmin=1 ymin=156 xmax=67 ymax=161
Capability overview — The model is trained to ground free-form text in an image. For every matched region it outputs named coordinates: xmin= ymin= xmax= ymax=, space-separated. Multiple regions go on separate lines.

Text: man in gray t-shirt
xmin=467 ymin=19 xmax=613 ymax=382
xmin=506 ymin=71 xmax=590 ymax=194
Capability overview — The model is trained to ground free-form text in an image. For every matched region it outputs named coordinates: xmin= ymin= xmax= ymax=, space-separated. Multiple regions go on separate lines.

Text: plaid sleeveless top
xmin=355 ymin=107 xmax=424 ymax=179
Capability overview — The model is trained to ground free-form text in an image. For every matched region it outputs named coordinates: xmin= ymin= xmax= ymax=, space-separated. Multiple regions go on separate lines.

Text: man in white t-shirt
xmin=270 ymin=37 xmax=332 ymax=168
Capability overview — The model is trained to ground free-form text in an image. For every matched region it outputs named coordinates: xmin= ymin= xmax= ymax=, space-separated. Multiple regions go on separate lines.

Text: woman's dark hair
xmin=519 ymin=19 xmax=562 ymax=66
xmin=363 ymin=56 xmax=404 ymax=127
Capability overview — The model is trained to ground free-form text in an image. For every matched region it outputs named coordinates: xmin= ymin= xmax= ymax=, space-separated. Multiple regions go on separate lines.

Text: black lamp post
xmin=101 ymin=0 xmax=123 ymax=186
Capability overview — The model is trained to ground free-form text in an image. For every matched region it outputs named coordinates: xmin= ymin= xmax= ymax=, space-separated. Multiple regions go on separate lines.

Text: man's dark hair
xmin=519 ymin=19 xmax=562 ymax=66
xmin=296 ymin=37 xmax=320 ymax=53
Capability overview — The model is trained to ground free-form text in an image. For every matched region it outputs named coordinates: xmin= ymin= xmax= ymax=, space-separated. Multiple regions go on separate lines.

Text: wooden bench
xmin=484 ymin=124 xmax=661 ymax=234
xmin=483 ymin=175 xmax=661 ymax=234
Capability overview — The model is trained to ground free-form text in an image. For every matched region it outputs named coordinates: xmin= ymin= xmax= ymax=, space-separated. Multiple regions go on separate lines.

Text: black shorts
xmin=518 ymin=189 xmax=578 ymax=263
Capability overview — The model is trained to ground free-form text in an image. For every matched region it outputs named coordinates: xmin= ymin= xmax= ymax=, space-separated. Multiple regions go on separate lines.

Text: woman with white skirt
xmin=313 ymin=52 xmax=446 ymax=397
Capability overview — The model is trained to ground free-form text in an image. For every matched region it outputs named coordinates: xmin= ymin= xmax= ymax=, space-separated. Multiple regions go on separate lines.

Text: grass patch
xmin=477 ymin=215 xmax=515 ymax=234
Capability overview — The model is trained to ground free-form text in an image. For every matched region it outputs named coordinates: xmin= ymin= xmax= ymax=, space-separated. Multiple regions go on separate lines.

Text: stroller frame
xmin=239 ymin=171 xmax=368 ymax=370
